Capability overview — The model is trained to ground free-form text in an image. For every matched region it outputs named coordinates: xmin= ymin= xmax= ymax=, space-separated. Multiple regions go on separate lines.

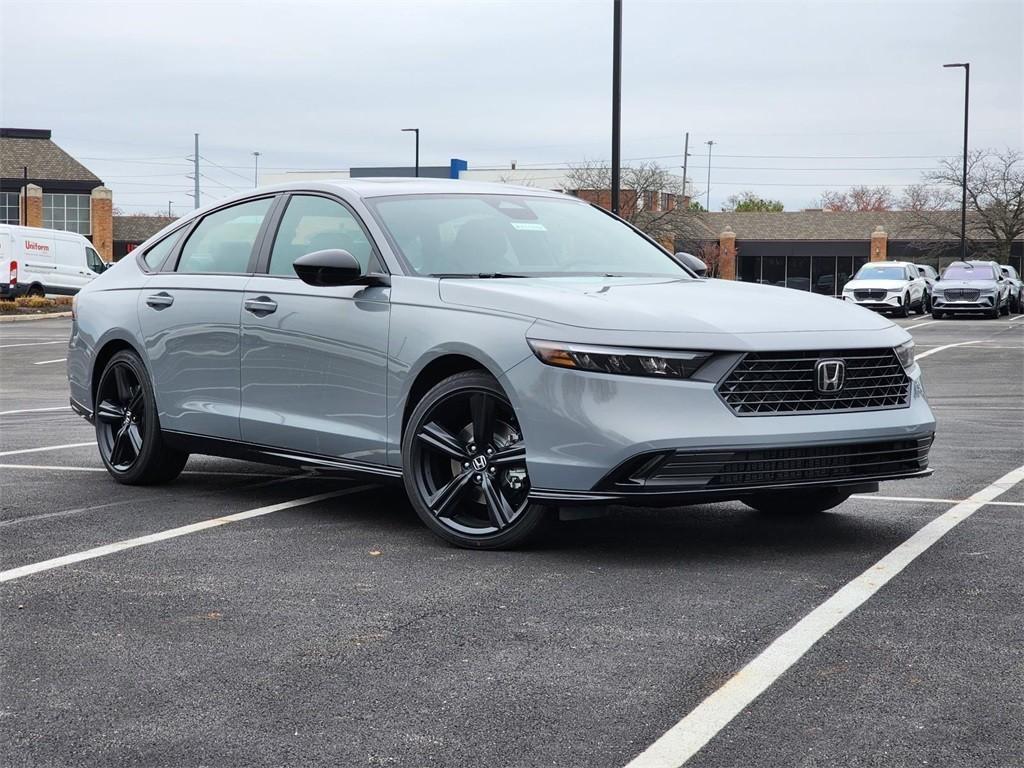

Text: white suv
xmin=841 ymin=261 xmax=928 ymax=317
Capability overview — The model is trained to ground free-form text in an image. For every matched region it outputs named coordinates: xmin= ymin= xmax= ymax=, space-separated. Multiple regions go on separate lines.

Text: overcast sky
xmin=2 ymin=0 xmax=1021 ymax=213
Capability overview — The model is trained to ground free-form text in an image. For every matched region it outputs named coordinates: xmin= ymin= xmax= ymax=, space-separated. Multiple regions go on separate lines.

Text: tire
xmin=922 ymin=292 xmax=931 ymax=313
xmin=26 ymin=284 xmax=45 ymax=298
xmin=896 ymin=297 xmax=910 ymax=318
xmin=1010 ymin=293 xmax=1021 ymax=314
xmin=1000 ymin=299 xmax=1010 ymax=317
xmin=743 ymin=488 xmax=852 ymax=515
xmin=931 ymin=310 xmax=944 ymax=319
xmin=94 ymin=350 xmax=188 ymax=484
xmin=988 ymin=304 xmax=1001 ymax=319
xmin=401 ymin=370 xmax=550 ymax=549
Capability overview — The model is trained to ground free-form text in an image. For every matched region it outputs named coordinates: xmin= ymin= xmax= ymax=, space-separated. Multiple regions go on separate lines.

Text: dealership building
xmin=0 ymin=128 xmax=115 ymax=261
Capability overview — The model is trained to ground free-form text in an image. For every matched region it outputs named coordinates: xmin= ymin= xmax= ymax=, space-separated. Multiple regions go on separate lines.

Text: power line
xmin=199 ymin=154 xmax=256 ymax=184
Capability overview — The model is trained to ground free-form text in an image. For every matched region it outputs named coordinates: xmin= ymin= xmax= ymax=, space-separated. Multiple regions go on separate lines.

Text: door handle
xmin=145 ymin=292 xmax=174 ymax=309
xmin=244 ymin=296 xmax=278 ymax=315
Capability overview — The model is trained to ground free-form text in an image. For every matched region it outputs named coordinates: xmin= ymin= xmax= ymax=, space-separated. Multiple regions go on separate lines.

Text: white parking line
xmin=904 ymin=320 xmax=939 ymax=331
xmin=624 ymin=462 xmax=1024 ymax=768
xmin=915 ymin=340 xmax=982 ymax=360
xmin=0 ymin=486 xmax=370 ymax=583
xmin=0 ymin=340 xmax=66 ymax=349
xmin=32 ymin=358 xmax=66 ymax=365
xmin=0 ymin=442 xmax=96 ymax=457
xmin=0 ymin=406 xmax=71 ymax=416
xmin=852 ymin=493 xmax=1024 ymax=508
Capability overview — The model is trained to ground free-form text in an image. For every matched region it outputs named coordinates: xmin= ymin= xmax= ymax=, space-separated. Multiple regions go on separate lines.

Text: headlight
xmin=894 ymin=340 xmax=915 ymax=369
xmin=528 ymin=340 xmax=711 ymax=379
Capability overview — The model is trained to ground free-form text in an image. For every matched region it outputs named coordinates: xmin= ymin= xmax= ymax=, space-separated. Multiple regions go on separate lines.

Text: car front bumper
xmin=931 ymin=295 xmax=998 ymax=312
xmin=503 ymin=356 xmax=936 ymax=501
xmin=843 ymin=294 xmax=905 ymax=311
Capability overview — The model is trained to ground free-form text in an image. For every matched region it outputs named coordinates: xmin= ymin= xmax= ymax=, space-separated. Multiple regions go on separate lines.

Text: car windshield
xmin=943 ymin=265 xmax=993 ymax=280
xmin=365 ymin=194 xmax=689 ymax=278
xmin=854 ymin=265 xmax=906 ymax=280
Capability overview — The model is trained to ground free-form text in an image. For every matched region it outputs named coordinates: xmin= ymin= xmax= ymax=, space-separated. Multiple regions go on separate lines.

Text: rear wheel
xmin=402 ymin=371 xmax=550 ymax=549
xmin=1010 ymin=293 xmax=1021 ymax=314
xmin=26 ymin=284 xmax=45 ymax=298
xmin=743 ymin=488 xmax=852 ymax=515
xmin=95 ymin=350 xmax=188 ymax=484
xmin=1000 ymin=299 xmax=1010 ymax=316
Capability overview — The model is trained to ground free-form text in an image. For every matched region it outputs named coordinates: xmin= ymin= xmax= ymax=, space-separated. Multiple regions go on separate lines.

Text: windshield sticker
xmin=510 ymin=222 xmax=547 ymax=231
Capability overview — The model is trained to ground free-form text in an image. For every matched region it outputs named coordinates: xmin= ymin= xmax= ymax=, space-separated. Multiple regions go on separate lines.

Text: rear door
xmin=138 ymin=195 xmax=276 ymax=440
xmin=239 ymin=192 xmax=390 ymax=463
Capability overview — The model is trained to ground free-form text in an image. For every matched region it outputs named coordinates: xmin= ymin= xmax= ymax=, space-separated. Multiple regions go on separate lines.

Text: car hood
xmin=438 ymin=276 xmax=896 ymax=336
xmin=936 ymin=280 xmax=997 ymax=289
xmin=842 ymin=279 xmax=907 ymax=291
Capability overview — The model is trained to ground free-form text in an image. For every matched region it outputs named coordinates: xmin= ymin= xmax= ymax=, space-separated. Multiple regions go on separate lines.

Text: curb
xmin=0 ymin=311 xmax=73 ymax=323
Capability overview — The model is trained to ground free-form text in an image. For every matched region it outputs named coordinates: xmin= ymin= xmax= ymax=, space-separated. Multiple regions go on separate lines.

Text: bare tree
xmin=815 ymin=185 xmax=895 ymax=212
xmin=898 ymin=184 xmax=955 ymax=212
xmin=563 ymin=160 xmax=705 ymax=246
xmin=904 ymin=149 xmax=1024 ymax=263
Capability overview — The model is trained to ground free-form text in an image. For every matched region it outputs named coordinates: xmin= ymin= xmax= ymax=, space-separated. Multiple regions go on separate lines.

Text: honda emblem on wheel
xmin=472 ymin=455 xmax=488 ymax=470
xmin=815 ymin=359 xmax=846 ymax=393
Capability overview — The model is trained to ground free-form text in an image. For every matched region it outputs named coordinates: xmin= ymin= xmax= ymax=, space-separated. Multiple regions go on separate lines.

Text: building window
xmin=0 ymin=191 xmax=19 ymax=225
xmin=42 ymin=193 xmax=91 ymax=234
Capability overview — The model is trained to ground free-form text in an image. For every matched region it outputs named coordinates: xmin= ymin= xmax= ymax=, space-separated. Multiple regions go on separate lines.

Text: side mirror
xmin=293 ymin=249 xmax=362 ymax=286
xmin=675 ymin=252 xmax=708 ymax=277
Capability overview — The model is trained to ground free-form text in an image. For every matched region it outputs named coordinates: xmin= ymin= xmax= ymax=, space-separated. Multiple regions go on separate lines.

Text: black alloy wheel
xmin=402 ymin=371 xmax=549 ymax=549
xmin=94 ymin=350 xmax=188 ymax=484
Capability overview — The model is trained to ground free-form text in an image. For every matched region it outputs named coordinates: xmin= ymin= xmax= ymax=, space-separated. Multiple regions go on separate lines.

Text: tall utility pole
xmin=252 ymin=151 xmax=261 ymax=188
xmin=192 ymin=133 xmax=200 ymax=209
xmin=681 ymin=132 xmax=690 ymax=207
xmin=610 ymin=0 xmax=623 ymax=215
xmin=943 ymin=62 xmax=970 ymax=262
xmin=705 ymin=140 xmax=715 ymax=211
xmin=401 ymin=128 xmax=420 ymax=177
xmin=168 ymin=201 xmax=173 ymax=216
xmin=21 ymin=167 xmax=28 ymax=225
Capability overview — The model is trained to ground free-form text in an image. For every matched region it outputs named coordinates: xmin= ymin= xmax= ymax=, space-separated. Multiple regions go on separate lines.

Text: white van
xmin=0 ymin=224 xmax=109 ymax=299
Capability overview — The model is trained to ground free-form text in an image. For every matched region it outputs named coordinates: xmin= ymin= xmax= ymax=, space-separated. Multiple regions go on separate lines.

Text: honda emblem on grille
xmin=815 ymin=359 xmax=846 ymax=393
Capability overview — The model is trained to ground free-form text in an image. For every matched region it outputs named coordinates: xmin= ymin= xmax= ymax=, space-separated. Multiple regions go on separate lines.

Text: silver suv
xmin=932 ymin=260 xmax=1010 ymax=319
xmin=999 ymin=265 xmax=1022 ymax=314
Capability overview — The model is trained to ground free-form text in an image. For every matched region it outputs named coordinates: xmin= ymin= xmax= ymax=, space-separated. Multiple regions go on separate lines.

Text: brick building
xmin=0 ymin=128 xmax=114 ymax=261
xmin=688 ymin=211 xmax=1024 ymax=296
xmin=112 ymin=215 xmax=178 ymax=261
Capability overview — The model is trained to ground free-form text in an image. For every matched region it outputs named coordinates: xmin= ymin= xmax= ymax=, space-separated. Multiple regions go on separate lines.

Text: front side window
xmin=0 ymin=191 xmax=19 ymax=225
xmin=176 ymin=198 xmax=273 ymax=274
xmin=43 ymin=193 xmax=91 ymax=234
xmin=141 ymin=229 xmax=183 ymax=271
xmin=86 ymin=246 xmax=105 ymax=273
xmin=854 ymin=265 xmax=907 ymax=280
xmin=366 ymin=194 xmax=688 ymax=278
xmin=268 ymin=195 xmax=375 ymax=276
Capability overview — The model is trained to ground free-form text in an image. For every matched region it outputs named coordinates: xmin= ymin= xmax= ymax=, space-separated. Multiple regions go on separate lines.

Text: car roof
xmin=255 ymin=177 xmax=571 ymax=200
xmin=863 ymin=260 xmax=915 ymax=268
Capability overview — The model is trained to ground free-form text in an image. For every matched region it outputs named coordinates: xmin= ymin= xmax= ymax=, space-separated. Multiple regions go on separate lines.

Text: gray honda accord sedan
xmin=68 ymin=179 xmax=935 ymax=548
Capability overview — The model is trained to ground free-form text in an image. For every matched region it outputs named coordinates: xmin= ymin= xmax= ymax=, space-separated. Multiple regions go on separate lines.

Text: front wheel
xmin=95 ymin=350 xmax=188 ymax=484
xmin=401 ymin=370 xmax=550 ymax=549
xmin=743 ymin=488 xmax=852 ymax=515
xmin=931 ymin=310 xmax=944 ymax=319
xmin=895 ymin=297 xmax=910 ymax=318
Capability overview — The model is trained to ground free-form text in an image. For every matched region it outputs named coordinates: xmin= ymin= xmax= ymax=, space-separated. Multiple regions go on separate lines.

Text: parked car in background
xmin=840 ymin=261 xmax=928 ymax=317
xmin=67 ymin=179 xmax=934 ymax=549
xmin=0 ymin=224 xmax=108 ymax=298
xmin=999 ymin=265 xmax=1023 ymax=313
xmin=931 ymin=260 xmax=1010 ymax=319
xmin=914 ymin=264 xmax=939 ymax=311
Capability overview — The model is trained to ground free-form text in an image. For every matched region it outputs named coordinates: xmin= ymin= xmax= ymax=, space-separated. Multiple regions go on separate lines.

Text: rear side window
xmin=142 ymin=231 xmax=181 ymax=271
xmin=176 ymin=198 xmax=273 ymax=274
xmin=268 ymin=195 xmax=376 ymax=276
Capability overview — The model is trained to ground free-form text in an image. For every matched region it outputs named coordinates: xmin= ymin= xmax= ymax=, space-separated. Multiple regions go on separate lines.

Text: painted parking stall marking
xmin=0 ymin=487 xmax=371 ymax=583
xmin=32 ymin=358 xmax=67 ymax=366
xmin=0 ymin=442 xmax=96 ymax=457
xmin=624 ymin=463 xmax=1024 ymax=768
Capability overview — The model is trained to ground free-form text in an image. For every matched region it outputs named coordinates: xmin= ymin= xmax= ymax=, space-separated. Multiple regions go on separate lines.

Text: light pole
xmin=943 ymin=62 xmax=970 ymax=262
xmin=610 ymin=0 xmax=622 ymax=216
xmin=168 ymin=201 xmax=173 ymax=216
xmin=252 ymin=151 xmax=260 ymax=189
xmin=401 ymin=128 xmax=420 ymax=177
xmin=705 ymin=140 xmax=715 ymax=211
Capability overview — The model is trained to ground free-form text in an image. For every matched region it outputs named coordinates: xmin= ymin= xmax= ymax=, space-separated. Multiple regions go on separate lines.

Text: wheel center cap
xmin=471 ymin=455 xmax=488 ymax=471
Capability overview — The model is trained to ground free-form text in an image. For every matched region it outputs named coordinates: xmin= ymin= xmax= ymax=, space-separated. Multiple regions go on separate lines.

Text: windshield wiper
xmin=433 ymin=272 xmax=529 ymax=279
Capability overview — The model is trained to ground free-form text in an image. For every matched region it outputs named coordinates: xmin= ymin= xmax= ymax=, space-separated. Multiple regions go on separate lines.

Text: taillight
xmin=8 ymin=260 xmax=16 ymax=287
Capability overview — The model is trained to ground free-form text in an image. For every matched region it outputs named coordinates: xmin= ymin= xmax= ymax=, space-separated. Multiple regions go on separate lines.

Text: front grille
xmin=854 ymin=289 xmax=886 ymax=301
xmin=635 ymin=437 xmax=932 ymax=490
xmin=943 ymin=288 xmax=981 ymax=301
xmin=717 ymin=349 xmax=911 ymax=415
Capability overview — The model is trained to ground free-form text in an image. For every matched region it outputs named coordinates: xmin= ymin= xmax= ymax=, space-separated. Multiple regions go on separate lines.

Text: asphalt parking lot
xmin=2 ymin=314 xmax=1022 ymax=768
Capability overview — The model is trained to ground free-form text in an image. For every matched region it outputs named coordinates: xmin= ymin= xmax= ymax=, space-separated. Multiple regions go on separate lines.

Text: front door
xmin=239 ymin=193 xmax=390 ymax=464
xmin=138 ymin=196 xmax=275 ymax=440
